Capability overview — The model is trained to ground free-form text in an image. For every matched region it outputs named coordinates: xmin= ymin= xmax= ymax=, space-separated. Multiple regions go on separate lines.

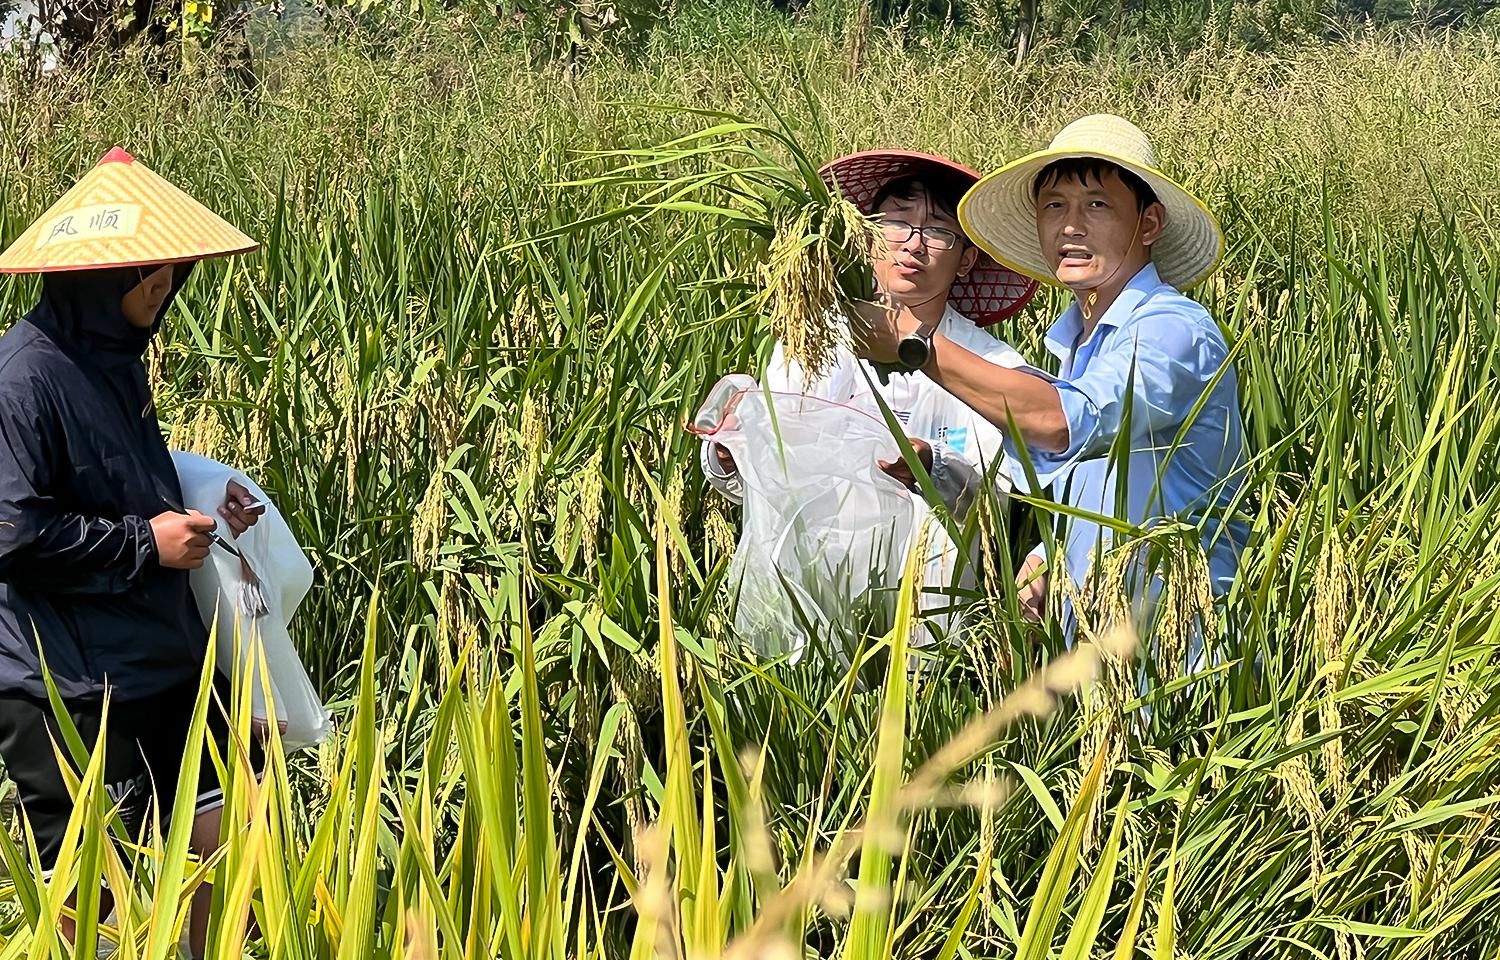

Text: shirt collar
xmin=1042 ymin=261 xmax=1166 ymax=360
xmin=938 ymin=301 xmax=969 ymax=332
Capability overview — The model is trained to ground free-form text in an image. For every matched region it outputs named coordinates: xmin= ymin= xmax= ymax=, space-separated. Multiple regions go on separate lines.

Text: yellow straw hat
xmin=957 ymin=115 xmax=1224 ymax=291
xmin=0 ymin=147 xmax=258 ymax=274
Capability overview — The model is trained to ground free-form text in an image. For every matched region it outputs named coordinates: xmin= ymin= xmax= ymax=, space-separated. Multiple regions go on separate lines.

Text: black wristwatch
xmin=897 ymin=319 xmax=939 ymax=371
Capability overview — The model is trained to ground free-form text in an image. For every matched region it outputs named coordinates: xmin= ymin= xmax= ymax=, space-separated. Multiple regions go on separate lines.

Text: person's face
xmin=870 ymin=185 xmax=980 ymax=309
xmin=120 ymin=265 xmax=176 ymax=329
xmin=1035 ymin=168 xmax=1163 ymax=293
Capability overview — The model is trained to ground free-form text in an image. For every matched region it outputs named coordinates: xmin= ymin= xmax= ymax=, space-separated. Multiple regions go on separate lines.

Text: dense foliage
xmin=1 ymin=15 xmax=1499 ymax=958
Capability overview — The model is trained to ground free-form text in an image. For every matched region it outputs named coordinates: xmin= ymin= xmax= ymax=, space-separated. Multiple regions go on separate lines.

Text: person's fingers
xmin=186 ymin=511 xmax=218 ymax=531
xmin=877 ymin=460 xmax=918 ymax=491
xmin=1018 ymin=590 xmax=1037 ymax=620
xmin=224 ymin=480 xmax=264 ymax=527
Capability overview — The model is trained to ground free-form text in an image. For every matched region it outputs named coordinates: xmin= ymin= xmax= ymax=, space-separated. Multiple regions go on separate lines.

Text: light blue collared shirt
xmin=1009 ymin=263 xmax=1249 ymax=601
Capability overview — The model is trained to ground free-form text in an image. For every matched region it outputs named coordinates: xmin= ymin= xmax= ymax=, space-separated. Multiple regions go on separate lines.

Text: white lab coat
xmin=700 ymin=304 xmax=1029 ymax=639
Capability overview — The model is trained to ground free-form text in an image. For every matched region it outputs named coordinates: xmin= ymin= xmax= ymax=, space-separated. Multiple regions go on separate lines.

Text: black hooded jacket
xmin=0 ymin=265 xmax=209 ymax=702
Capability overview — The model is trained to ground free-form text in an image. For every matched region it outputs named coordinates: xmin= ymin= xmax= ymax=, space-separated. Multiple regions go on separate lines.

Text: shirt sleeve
xmin=701 ymin=336 xmax=859 ymax=507
xmin=925 ymin=331 xmax=1027 ymax=506
xmin=1020 ymin=311 xmax=1226 ymax=488
xmin=763 ymin=337 xmax=857 ymax=401
xmin=0 ymin=387 xmax=158 ymax=595
xmin=699 ymin=438 xmax=744 ymax=505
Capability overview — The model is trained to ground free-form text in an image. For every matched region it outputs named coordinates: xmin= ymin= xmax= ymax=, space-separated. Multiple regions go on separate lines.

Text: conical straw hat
xmin=0 ymin=147 xmax=258 ymax=274
xmin=820 ymin=150 xmax=1038 ymax=327
xmin=957 ymin=115 xmax=1224 ymax=291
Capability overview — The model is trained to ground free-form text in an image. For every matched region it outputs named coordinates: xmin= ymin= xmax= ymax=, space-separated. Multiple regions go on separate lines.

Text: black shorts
xmin=0 ymin=672 xmax=263 ymax=871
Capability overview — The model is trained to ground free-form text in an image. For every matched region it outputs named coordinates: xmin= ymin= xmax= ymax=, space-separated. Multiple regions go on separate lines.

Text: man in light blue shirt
xmin=1015 ymin=260 xmax=1247 ymax=611
xmin=852 ymin=114 xmax=1247 ymax=649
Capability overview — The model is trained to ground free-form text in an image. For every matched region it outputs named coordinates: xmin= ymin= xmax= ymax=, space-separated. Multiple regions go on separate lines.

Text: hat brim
xmin=819 ymin=150 xmax=1039 ymax=327
xmin=957 ymin=147 xmax=1225 ymax=291
xmin=0 ymin=247 xmax=258 ymax=275
xmin=0 ymin=148 xmax=259 ymax=275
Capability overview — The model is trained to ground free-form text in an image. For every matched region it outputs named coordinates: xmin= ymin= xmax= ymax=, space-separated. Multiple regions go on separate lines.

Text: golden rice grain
xmin=759 ymin=197 xmax=882 ymax=382
xmin=411 ymin=470 xmax=447 ymax=569
xmin=579 ymin=450 xmax=605 ymax=549
xmin=1313 ymin=534 xmax=1351 ymax=801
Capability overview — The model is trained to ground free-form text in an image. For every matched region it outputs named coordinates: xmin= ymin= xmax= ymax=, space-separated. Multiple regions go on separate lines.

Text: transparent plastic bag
xmin=693 ymin=375 xmax=918 ymax=664
xmin=171 ymin=451 xmax=333 ymax=752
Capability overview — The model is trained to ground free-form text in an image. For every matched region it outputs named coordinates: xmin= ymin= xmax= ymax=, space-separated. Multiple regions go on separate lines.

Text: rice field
xmin=2 ymin=8 xmax=1500 ymax=957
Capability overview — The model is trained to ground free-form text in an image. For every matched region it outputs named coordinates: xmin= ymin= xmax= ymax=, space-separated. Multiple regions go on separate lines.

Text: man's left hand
xmin=850 ymin=299 xmax=920 ymax=364
xmin=878 ymin=438 xmax=933 ymax=490
xmin=219 ymin=479 xmax=264 ymax=537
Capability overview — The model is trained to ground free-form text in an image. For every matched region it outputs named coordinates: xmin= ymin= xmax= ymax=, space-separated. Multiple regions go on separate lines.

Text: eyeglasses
xmin=876 ymin=218 xmax=964 ymax=252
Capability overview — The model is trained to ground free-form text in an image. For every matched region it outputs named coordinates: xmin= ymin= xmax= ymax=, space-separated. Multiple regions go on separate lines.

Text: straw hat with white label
xmin=0 ymin=147 xmax=257 ymax=274
xmin=957 ymin=114 xmax=1223 ymax=291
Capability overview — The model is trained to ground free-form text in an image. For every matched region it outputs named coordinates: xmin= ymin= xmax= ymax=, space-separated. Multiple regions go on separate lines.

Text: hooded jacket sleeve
xmin=0 ymin=385 xmax=158 ymax=595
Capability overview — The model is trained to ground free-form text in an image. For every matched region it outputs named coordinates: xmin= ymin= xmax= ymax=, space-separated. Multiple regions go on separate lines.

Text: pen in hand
xmin=159 ymin=493 xmax=270 ymax=618
xmin=159 ymin=495 xmax=243 ymax=559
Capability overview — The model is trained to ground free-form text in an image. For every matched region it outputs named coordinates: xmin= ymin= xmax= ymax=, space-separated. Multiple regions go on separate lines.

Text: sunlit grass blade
xmin=842 ymin=521 xmax=928 ymax=960
xmin=1014 ymin=746 xmax=1111 ymax=960
xmin=1060 ymin=787 xmax=1132 ymax=960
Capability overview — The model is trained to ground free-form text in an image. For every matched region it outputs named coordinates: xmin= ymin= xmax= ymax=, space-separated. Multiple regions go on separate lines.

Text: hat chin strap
xmin=1080 ymin=211 xmax=1144 ymax=323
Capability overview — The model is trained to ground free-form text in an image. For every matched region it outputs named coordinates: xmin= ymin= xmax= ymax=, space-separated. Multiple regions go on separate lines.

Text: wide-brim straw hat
xmin=0 ymin=147 xmax=258 ymax=274
xmin=820 ymin=150 xmax=1038 ymax=327
xmin=957 ymin=115 xmax=1224 ymax=291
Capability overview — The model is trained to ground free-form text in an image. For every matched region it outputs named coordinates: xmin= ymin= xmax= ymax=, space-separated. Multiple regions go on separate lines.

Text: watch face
xmin=897 ymin=335 xmax=930 ymax=370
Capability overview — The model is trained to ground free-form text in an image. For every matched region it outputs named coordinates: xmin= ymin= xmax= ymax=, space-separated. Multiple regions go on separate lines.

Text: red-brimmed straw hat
xmin=819 ymin=150 xmax=1038 ymax=327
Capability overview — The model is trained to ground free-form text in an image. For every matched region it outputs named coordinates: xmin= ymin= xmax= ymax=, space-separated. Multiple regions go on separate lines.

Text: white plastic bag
xmin=170 ymin=451 xmax=332 ymax=751
xmin=693 ymin=375 xmax=918 ymax=663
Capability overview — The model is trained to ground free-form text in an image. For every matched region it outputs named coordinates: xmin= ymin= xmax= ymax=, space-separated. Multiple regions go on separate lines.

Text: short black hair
xmin=870 ymin=167 xmax=972 ymax=224
xmin=1032 ymin=157 xmax=1159 ymax=212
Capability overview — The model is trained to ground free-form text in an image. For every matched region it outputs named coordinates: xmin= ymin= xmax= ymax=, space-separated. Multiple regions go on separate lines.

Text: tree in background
xmin=499 ymin=0 xmax=659 ymax=76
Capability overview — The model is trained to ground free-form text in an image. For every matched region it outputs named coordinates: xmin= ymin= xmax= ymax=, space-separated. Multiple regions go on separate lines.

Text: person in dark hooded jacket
xmin=0 ymin=265 xmax=221 ymax=698
xmin=0 ymin=147 xmax=261 ymax=957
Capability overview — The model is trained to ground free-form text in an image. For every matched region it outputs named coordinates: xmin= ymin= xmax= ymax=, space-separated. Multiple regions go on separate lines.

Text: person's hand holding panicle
xmin=714 ymin=444 xmax=737 ymax=475
xmin=850 ymin=296 xmax=915 ymax=365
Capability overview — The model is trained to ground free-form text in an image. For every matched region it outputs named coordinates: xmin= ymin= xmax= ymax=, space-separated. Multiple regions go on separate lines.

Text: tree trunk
xmin=1013 ymin=0 xmax=1036 ymax=64
xmin=845 ymin=0 xmax=871 ymax=79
